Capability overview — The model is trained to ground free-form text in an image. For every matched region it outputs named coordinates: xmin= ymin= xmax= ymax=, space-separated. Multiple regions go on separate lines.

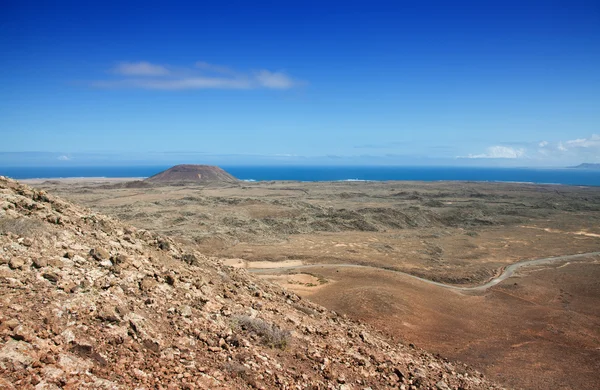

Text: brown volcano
xmin=145 ymin=164 xmax=238 ymax=184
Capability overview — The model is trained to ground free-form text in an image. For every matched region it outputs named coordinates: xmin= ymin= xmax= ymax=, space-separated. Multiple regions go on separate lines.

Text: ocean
xmin=1 ymin=166 xmax=599 ymax=186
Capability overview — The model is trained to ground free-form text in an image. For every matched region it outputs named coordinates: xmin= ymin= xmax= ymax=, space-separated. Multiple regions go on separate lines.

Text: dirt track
xmin=249 ymin=251 xmax=600 ymax=291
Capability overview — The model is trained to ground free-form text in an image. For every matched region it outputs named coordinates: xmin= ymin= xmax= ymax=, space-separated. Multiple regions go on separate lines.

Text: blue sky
xmin=1 ymin=0 xmax=599 ymax=166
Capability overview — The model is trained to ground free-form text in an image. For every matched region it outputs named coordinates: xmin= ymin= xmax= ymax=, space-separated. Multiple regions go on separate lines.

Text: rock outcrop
xmin=0 ymin=176 xmax=501 ymax=389
xmin=145 ymin=165 xmax=238 ymax=185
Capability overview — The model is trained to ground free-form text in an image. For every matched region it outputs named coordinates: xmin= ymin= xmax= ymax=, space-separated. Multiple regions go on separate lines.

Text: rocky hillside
xmin=0 ymin=176 xmax=501 ymax=389
xmin=145 ymin=165 xmax=238 ymax=184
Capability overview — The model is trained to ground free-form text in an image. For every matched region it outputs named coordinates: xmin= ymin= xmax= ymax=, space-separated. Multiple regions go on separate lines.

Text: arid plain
xmin=28 ymin=177 xmax=600 ymax=389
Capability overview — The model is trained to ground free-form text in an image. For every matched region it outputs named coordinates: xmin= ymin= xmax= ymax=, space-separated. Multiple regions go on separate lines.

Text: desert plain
xmin=28 ymin=177 xmax=600 ymax=390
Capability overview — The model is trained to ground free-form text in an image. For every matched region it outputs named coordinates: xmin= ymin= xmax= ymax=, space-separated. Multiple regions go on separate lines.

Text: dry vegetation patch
xmin=232 ymin=315 xmax=292 ymax=349
xmin=0 ymin=216 xmax=43 ymax=237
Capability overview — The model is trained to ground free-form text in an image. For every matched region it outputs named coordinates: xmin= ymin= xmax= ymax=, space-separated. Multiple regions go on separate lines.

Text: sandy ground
xmin=223 ymin=258 xmax=304 ymax=269
xmin=257 ymin=273 xmax=332 ymax=296
xmin=305 ymin=258 xmax=600 ymax=390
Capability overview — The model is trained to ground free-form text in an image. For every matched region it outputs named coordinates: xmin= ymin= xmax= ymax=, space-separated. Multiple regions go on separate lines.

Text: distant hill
xmin=570 ymin=163 xmax=600 ymax=170
xmin=145 ymin=164 xmax=238 ymax=184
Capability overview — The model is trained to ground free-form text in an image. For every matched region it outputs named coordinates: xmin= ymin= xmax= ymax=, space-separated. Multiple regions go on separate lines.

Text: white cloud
xmin=57 ymin=155 xmax=70 ymax=161
xmin=94 ymin=61 xmax=300 ymax=90
xmin=553 ymin=134 xmax=600 ymax=162
xmin=113 ymin=61 xmax=170 ymax=76
xmin=543 ymin=134 xmax=600 ymax=154
xmin=565 ymin=134 xmax=600 ymax=149
xmin=459 ymin=134 xmax=600 ymax=163
xmin=255 ymin=70 xmax=295 ymax=89
xmin=464 ymin=146 xmax=525 ymax=159
xmin=93 ymin=77 xmax=252 ymax=90
xmin=195 ymin=61 xmax=234 ymax=75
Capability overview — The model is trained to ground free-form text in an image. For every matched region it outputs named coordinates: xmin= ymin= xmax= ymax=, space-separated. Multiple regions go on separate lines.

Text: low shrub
xmin=291 ymin=302 xmax=320 ymax=317
xmin=232 ymin=315 xmax=291 ymax=349
xmin=0 ymin=217 xmax=41 ymax=237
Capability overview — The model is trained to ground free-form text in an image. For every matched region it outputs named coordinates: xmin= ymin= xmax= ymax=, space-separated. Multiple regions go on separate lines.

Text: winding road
xmin=247 ymin=251 xmax=600 ymax=291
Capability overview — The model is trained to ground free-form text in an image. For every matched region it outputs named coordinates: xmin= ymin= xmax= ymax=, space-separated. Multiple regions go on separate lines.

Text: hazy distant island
xmin=570 ymin=163 xmax=600 ymax=169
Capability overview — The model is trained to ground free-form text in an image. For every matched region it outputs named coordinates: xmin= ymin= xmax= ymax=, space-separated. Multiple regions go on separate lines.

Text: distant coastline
xmin=2 ymin=165 xmax=600 ymax=186
xmin=19 ymin=177 xmax=145 ymax=185
xmin=569 ymin=163 xmax=600 ymax=170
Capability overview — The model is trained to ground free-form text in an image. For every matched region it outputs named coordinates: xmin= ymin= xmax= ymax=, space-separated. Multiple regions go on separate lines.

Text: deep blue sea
xmin=1 ymin=166 xmax=599 ymax=186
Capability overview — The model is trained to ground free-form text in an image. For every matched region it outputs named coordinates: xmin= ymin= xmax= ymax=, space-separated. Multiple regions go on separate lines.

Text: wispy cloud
xmin=565 ymin=134 xmax=600 ymax=149
xmin=195 ymin=61 xmax=235 ymax=75
xmin=92 ymin=77 xmax=252 ymax=90
xmin=113 ymin=61 xmax=170 ymax=76
xmin=57 ymin=155 xmax=71 ymax=161
xmin=537 ymin=134 xmax=600 ymax=155
xmin=461 ymin=134 xmax=600 ymax=162
xmin=462 ymin=146 xmax=525 ymax=159
xmin=93 ymin=61 xmax=301 ymax=90
xmin=555 ymin=134 xmax=600 ymax=161
xmin=255 ymin=70 xmax=295 ymax=89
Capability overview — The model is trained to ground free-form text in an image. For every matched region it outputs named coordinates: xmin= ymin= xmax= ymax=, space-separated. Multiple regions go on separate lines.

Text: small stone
xmin=142 ymin=339 xmax=160 ymax=353
xmin=59 ymin=281 xmax=78 ymax=293
xmin=46 ymin=215 xmax=61 ymax=224
xmin=394 ymin=367 xmax=405 ymax=380
xmin=99 ymin=259 xmax=113 ymax=268
xmin=42 ymin=272 xmax=60 ymax=284
xmin=9 ymin=257 xmax=25 ymax=270
xmin=112 ymin=253 xmax=128 ymax=265
xmin=47 ymin=257 xmax=64 ymax=268
xmin=90 ymin=247 xmax=110 ymax=261
xmin=98 ymin=307 xmax=120 ymax=323
xmin=140 ymin=276 xmax=156 ymax=291
xmin=115 ymin=306 xmax=130 ymax=317
xmin=4 ymin=318 xmax=20 ymax=330
xmin=0 ymin=339 xmax=35 ymax=367
xmin=32 ymin=257 xmax=47 ymax=268
xmin=180 ymin=305 xmax=192 ymax=318
xmin=436 ymin=381 xmax=450 ymax=390
xmin=12 ymin=325 xmax=32 ymax=342
xmin=133 ymin=368 xmax=148 ymax=379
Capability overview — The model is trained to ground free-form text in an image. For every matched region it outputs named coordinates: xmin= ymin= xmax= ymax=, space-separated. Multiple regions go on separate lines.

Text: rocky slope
xmin=0 ymin=176 xmax=501 ymax=389
xmin=145 ymin=165 xmax=238 ymax=184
